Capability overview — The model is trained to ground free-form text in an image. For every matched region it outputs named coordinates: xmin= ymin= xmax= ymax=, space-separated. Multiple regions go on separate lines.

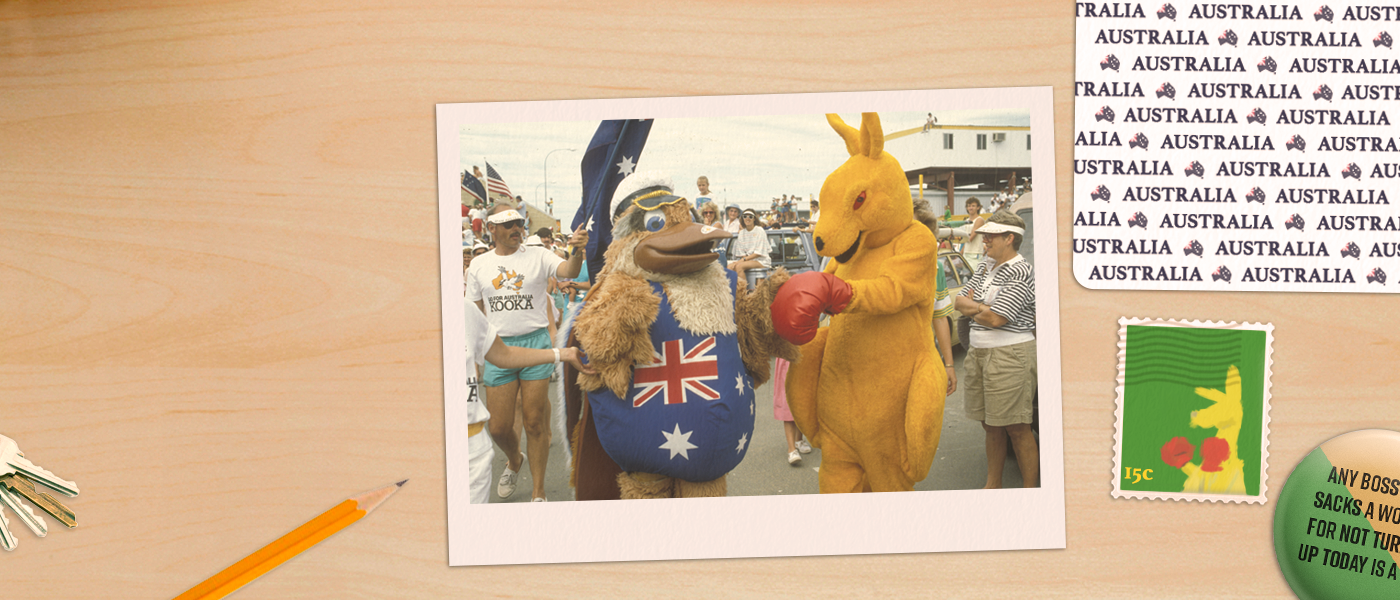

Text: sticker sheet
xmin=1113 ymin=317 xmax=1274 ymax=503
xmin=1075 ymin=3 xmax=1400 ymax=292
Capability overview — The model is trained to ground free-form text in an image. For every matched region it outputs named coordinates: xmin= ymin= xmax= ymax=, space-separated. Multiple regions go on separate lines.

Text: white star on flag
xmin=659 ymin=424 xmax=698 ymax=460
xmin=584 ymin=215 xmax=595 ymax=232
xmin=735 ymin=374 xmax=746 ymax=393
xmin=616 ymin=155 xmax=637 ymax=177
xmin=736 ymin=433 xmax=748 ymax=453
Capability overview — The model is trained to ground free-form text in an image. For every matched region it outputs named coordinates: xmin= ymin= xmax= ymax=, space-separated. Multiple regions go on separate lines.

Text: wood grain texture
xmin=2 ymin=0 xmax=1392 ymax=597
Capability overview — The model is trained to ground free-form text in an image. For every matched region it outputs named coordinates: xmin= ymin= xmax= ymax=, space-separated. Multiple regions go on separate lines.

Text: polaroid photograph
xmin=1113 ymin=317 xmax=1274 ymax=504
xmin=437 ymin=88 xmax=1063 ymax=565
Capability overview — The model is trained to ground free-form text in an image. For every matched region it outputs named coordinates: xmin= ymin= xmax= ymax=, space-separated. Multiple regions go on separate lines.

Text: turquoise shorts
xmin=483 ymin=327 xmax=554 ymax=386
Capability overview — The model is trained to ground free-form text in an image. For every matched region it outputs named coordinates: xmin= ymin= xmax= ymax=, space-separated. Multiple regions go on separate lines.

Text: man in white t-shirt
xmin=467 ymin=202 xmax=488 ymax=243
xmin=466 ymin=207 xmax=588 ymax=502
xmin=800 ymin=198 xmax=820 ymax=233
xmin=462 ymin=217 xmax=477 ymax=247
xmin=456 ymin=306 xmax=594 ymax=505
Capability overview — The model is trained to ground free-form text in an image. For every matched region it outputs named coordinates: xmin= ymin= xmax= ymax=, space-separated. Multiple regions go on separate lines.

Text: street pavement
xmin=488 ymin=346 xmax=1029 ymax=503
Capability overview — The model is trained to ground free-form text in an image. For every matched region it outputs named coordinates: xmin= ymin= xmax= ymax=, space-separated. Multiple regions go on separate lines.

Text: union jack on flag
xmin=632 ymin=337 xmax=720 ymax=408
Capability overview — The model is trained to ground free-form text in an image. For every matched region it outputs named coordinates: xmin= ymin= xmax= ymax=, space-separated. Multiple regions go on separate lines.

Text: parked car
xmin=938 ymin=247 xmax=976 ymax=348
xmin=715 ymin=228 xmax=824 ymax=290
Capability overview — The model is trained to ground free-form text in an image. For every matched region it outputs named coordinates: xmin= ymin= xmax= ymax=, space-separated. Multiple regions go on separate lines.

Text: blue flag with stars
xmin=460 ymin=170 xmax=487 ymax=205
xmin=571 ymin=119 xmax=653 ymax=284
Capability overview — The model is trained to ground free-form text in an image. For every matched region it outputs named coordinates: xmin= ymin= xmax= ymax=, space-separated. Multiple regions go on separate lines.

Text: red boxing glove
xmin=1160 ymin=436 xmax=1194 ymax=469
xmin=1200 ymin=437 xmax=1229 ymax=472
xmin=770 ymin=271 xmax=854 ymax=345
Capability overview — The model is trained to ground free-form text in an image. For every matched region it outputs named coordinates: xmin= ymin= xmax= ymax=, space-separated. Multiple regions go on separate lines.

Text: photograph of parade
xmin=437 ymin=89 xmax=1063 ymax=565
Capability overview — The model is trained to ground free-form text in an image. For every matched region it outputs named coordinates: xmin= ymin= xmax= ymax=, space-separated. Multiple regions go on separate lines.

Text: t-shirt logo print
xmin=491 ymin=267 xmax=525 ymax=291
xmin=631 ymin=337 xmax=721 ymax=408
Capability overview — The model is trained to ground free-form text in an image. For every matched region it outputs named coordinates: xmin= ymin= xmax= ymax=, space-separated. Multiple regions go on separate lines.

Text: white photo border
xmin=437 ymin=88 xmax=1064 ymax=566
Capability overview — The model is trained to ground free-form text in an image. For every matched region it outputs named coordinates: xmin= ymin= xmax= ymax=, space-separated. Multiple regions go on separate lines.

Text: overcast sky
xmin=460 ymin=109 xmax=1028 ymax=228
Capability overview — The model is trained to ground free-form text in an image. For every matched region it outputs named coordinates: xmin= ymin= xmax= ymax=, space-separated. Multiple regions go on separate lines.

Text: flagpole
xmin=544 ymin=147 xmax=576 ymax=218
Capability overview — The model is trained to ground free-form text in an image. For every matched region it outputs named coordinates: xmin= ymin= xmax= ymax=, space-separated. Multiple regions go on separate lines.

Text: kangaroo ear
xmin=860 ymin=112 xmax=884 ymax=158
xmin=827 ymin=114 xmax=860 ymax=156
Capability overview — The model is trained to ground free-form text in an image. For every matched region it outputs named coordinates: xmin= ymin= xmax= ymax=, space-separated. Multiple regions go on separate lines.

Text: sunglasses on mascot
xmin=494 ymin=219 xmax=526 ymax=230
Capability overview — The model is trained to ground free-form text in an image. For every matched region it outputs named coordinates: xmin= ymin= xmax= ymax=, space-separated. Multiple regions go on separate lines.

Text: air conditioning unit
xmin=992 ymin=132 xmax=1006 ymax=143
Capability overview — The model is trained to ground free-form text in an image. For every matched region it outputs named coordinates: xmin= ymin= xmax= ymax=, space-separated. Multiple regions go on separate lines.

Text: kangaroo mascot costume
xmin=771 ymin=112 xmax=946 ymax=493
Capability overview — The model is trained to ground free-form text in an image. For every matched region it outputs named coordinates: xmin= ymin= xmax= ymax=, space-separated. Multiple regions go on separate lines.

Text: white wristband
xmin=552 ymin=348 xmax=561 ymax=364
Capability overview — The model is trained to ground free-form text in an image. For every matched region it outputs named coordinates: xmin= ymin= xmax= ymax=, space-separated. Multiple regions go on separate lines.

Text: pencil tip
xmin=396 ymin=479 xmax=408 ymax=487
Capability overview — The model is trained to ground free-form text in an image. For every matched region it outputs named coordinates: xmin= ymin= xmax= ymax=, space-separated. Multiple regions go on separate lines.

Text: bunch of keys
xmin=0 ymin=434 xmax=79 ymax=551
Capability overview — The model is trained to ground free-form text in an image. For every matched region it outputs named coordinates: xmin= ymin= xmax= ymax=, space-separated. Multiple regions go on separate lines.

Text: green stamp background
xmin=1120 ymin=325 xmax=1265 ymax=495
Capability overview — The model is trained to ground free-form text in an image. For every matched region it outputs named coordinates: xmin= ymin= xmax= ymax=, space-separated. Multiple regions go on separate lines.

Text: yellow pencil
xmin=173 ymin=480 xmax=406 ymax=600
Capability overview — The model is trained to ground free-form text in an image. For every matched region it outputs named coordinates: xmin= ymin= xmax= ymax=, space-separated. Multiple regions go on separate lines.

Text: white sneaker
xmin=497 ymin=454 xmax=524 ymax=498
xmin=796 ymin=439 xmax=813 ymax=454
xmin=788 ymin=450 xmax=802 ymax=465
xmin=532 ymin=497 xmax=547 ymax=503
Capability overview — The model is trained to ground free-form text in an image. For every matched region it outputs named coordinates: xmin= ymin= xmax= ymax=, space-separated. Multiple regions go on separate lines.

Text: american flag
xmin=484 ymin=162 xmax=513 ymax=200
xmin=631 ymin=337 xmax=720 ymax=408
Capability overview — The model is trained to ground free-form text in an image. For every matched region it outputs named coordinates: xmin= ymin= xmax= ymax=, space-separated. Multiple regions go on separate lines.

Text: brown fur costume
xmin=566 ymin=196 xmax=797 ymax=500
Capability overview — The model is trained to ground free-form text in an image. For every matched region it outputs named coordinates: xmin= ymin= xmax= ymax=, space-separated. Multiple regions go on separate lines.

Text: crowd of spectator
xmin=459 ymin=174 xmax=1039 ymax=503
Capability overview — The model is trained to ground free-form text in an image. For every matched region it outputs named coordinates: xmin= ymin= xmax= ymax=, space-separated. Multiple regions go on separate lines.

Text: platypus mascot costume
xmin=567 ymin=172 xmax=798 ymax=499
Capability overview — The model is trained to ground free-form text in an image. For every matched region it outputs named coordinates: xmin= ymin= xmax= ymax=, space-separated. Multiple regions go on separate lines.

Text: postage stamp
xmin=1113 ymin=318 xmax=1274 ymax=504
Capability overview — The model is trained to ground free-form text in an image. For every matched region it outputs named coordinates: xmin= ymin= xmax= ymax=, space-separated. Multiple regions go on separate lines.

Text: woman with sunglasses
xmin=698 ymin=200 xmax=720 ymax=228
xmin=954 ymin=211 xmax=1038 ymax=490
xmin=726 ymin=208 xmax=772 ymax=277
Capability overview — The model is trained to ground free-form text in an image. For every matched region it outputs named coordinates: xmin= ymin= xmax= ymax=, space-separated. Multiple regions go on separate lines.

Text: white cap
xmin=978 ymin=221 xmax=1025 ymax=235
xmin=486 ymin=209 xmax=526 ymax=224
xmin=525 ymin=235 xmax=544 ymax=247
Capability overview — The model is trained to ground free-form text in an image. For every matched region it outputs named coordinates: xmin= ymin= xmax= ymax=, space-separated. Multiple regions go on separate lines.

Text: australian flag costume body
xmin=567 ymin=167 xmax=795 ymax=500
xmin=586 ymin=269 xmax=753 ymax=482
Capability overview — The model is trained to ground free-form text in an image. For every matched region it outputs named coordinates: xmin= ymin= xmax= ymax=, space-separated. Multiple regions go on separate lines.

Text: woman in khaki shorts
xmin=954 ymin=211 xmax=1038 ymax=489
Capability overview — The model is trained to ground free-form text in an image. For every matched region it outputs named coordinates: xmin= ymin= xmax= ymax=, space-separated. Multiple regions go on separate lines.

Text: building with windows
xmin=885 ymin=123 xmax=1032 ymax=215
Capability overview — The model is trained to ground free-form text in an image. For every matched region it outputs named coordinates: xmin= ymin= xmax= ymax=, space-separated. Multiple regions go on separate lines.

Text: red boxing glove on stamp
xmin=1199 ymin=436 xmax=1229 ymax=472
xmin=1160 ymin=436 xmax=1195 ymax=469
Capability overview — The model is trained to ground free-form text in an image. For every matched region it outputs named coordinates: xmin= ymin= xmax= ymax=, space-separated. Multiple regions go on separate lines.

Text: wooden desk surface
xmin=2 ymin=1 xmax=1389 ymax=597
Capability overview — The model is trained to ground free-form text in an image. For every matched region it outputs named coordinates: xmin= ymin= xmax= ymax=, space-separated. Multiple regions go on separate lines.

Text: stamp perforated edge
xmin=1111 ymin=317 xmax=1274 ymax=504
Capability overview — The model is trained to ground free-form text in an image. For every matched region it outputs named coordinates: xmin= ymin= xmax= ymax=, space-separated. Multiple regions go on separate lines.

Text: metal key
xmin=0 ymin=480 xmax=45 ymax=537
xmin=0 ymin=435 xmax=78 ymax=497
xmin=0 ymin=474 xmax=74 ymax=528
xmin=0 ymin=503 xmax=15 ymax=551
